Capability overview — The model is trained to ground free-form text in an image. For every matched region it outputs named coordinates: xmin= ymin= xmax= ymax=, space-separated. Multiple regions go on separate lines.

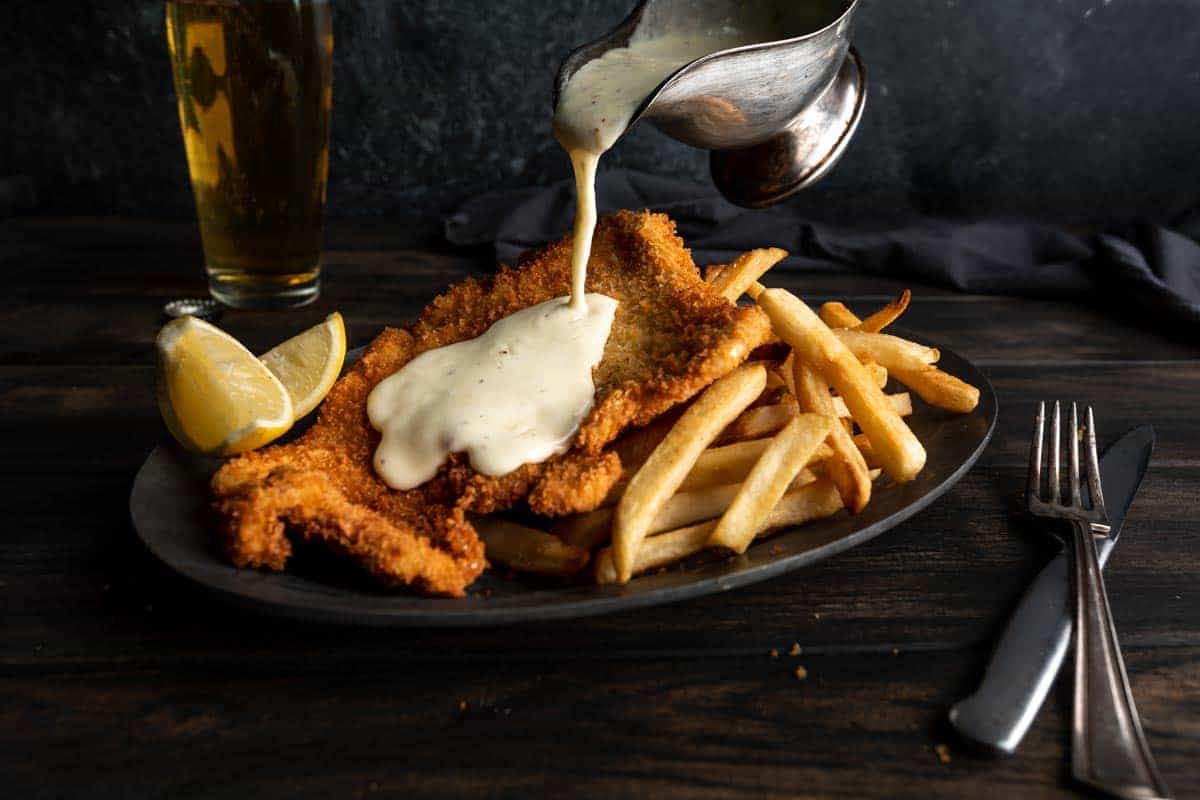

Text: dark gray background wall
xmin=3 ymin=0 xmax=1199 ymax=224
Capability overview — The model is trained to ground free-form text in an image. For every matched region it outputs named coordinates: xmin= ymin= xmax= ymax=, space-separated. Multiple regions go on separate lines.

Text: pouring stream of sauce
xmin=553 ymin=28 xmax=767 ymax=308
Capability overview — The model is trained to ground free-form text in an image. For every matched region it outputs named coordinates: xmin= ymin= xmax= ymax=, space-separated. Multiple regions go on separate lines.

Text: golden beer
xmin=166 ymin=0 xmax=332 ymax=308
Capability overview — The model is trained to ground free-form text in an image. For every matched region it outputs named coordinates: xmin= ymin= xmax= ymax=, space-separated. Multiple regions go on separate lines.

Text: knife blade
xmin=947 ymin=424 xmax=1155 ymax=755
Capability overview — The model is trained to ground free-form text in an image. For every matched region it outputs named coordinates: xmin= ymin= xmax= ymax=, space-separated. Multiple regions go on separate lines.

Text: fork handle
xmin=1070 ymin=519 xmax=1171 ymax=799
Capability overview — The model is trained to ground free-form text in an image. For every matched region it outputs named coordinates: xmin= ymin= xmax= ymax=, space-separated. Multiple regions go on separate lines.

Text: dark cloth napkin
xmin=445 ymin=170 xmax=1200 ymax=328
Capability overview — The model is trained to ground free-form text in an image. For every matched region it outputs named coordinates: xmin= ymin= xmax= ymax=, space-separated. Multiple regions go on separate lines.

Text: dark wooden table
xmin=3 ymin=217 xmax=1198 ymax=799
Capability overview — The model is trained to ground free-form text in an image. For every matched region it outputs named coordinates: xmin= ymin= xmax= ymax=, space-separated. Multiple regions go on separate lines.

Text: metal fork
xmin=1027 ymin=402 xmax=1171 ymax=800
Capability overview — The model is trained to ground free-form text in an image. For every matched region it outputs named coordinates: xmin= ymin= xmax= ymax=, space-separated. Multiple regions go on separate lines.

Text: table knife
xmin=948 ymin=425 xmax=1155 ymax=755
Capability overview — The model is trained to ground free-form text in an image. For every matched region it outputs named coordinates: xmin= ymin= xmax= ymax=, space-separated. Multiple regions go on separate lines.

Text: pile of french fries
xmin=477 ymin=249 xmax=981 ymax=584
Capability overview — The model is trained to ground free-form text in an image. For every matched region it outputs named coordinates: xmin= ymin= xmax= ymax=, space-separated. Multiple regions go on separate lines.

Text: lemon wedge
xmin=156 ymin=316 xmax=294 ymax=456
xmin=259 ymin=312 xmax=346 ymax=418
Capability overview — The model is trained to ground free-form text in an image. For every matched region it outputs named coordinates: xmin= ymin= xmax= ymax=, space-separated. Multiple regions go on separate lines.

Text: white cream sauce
xmin=553 ymin=28 xmax=767 ymax=308
xmin=368 ymin=295 xmax=618 ymax=490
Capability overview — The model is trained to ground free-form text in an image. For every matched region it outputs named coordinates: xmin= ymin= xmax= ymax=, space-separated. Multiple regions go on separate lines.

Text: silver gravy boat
xmin=553 ymin=0 xmax=865 ymax=208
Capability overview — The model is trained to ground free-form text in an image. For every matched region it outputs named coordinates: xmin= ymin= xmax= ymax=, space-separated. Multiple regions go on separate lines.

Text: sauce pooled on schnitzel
xmin=553 ymin=27 xmax=766 ymax=308
xmin=367 ymin=295 xmax=618 ymax=490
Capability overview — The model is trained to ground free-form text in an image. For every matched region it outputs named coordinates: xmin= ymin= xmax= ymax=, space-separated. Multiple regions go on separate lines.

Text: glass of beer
xmin=166 ymin=0 xmax=333 ymax=309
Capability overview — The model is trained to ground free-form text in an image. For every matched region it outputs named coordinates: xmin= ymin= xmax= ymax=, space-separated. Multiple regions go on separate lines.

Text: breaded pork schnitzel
xmin=211 ymin=211 xmax=772 ymax=595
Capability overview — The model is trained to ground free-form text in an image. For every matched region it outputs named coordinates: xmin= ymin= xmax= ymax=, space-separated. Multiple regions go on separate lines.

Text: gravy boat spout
xmin=554 ymin=0 xmax=866 ymax=208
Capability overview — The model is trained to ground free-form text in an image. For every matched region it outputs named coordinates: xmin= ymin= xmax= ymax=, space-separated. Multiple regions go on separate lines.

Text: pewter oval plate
xmin=130 ymin=331 xmax=996 ymax=627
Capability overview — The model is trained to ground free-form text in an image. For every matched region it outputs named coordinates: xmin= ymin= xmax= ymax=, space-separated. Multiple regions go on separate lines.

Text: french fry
xmin=599 ymin=436 xmax=829 ymax=509
xmin=595 ymin=478 xmax=847 ymax=583
xmin=715 ymin=392 xmax=910 ymax=444
xmin=833 ymin=392 xmax=912 ymax=419
xmin=715 ymin=403 xmax=794 ymax=444
xmin=778 ymin=351 xmax=798 ymax=396
xmin=756 ymin=288 xmax=926 ymax=482
xmin=710 ymin=248 xmax=788 ymax=303
xmin=610 ymin=411 xmax=682 ymax=472
xmin=764 ymin=369 xmax=788 ymax=392
xmin=834 ymin=329 xmax=939 ymax=367
xmin=556 ymin=470 xmax=824 ymax=550
xmin=793 ymin=358 xmax=873 ymax=513
xmin=857 ymin=290 xmax=911 ymax=333
xmin=862 ymin=359 xmax=888 ymax=389
xmin=708 ymin=414 xmax=834 ymax=553
xmin=596 ymin=521 xmax=716 ymax=583
xmin=679 ymin=438 xmax=770 ymax=489
xmin=814 ymin=300 xmax=979 ymax=413
xmin=660 ymin=474 xmax=818 ymax=535
xmin=612 ymin=361 xmax=798 ymax=470
xmin=818 ymin=301 xmax=862 ymax=329
xmin=679 ymin=437 xmax=830 ymax=492
xmin=890 ymin=364 xmax=980 ymax=413
xmin=551 ymin=506 xmax=617 ymax=550
xmin=704 ymin=263 xmax=728 ymax=284
xmin=612 ymin=364 xmax=767 ymax=582
xmin=852 ymin=432 xmax=881 ymax=469
xmin=774 ymin=353 xmax=801 ymax=417
xmin=473 ymin=517 xmax=590 ymax=577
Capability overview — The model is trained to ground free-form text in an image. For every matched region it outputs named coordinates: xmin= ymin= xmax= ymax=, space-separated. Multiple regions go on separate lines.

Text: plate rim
xmin=130 ymin=329 xmax=997 ymax=627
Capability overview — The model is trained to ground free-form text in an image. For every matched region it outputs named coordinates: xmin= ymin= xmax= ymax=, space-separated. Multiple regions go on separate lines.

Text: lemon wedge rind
xmin=156 ymin=316 xmax=294 ymax=456
xmin=259 ymin=311 xmax=347 ymax=419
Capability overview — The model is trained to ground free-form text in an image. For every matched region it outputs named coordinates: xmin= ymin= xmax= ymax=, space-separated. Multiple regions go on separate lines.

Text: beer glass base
xmin=209 ymin=272 xmax=320 ymax=310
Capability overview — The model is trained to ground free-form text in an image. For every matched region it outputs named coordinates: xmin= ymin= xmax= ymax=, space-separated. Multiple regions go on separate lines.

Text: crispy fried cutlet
xmin=211 ymin=211 xmax=772 ymax=595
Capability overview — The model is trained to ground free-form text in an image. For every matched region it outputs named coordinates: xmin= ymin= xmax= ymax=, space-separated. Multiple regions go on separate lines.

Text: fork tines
xmin=1026 ymin=401 xmax=1110 ymax=530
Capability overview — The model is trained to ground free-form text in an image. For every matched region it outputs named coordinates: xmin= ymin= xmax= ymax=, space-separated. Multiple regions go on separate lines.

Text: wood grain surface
xmin=1 ymin=218 xmax=1197 ymax=799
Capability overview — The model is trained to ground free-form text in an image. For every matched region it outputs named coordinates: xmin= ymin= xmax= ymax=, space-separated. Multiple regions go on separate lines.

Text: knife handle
xmin=948 ymin=533 xmax=1116 ymax=755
